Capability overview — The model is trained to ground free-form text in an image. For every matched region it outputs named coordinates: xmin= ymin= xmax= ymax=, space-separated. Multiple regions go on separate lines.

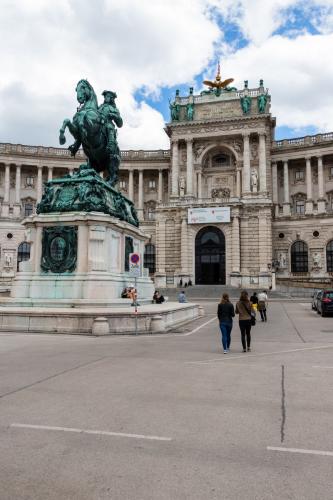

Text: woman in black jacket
xmin=217 ymin=293 xmax=235 ymax=353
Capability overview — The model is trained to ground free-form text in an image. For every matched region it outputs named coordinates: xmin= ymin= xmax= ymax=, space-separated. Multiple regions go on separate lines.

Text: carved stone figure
xmin=312 ymin=252 xmax=322 ymax=269
xmin=59 ymin=80 xmax=123 ymax=186
xmin=278 ymin=252 xmax=287 ymax=268
xmin=4 ymin=253 xmax=13 ymax=268
xmin=179 ymin=176 xmax=186 ymax=196
xmin=251 ymin=169 xmax=258 ymax=192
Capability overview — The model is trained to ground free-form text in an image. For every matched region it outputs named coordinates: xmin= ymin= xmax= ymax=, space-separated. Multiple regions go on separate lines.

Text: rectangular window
xmin=295 ymin=170 xmax=304 ymax=181
xmin=296 ymin=201 xmax=305 ymax=214
xmin=119 ymin=180 xmax=126 ymax=189
xmin=148 ymin=180 xmax=156 ymax=189
xmin=24 ymin=203 xmax=34 ymax=217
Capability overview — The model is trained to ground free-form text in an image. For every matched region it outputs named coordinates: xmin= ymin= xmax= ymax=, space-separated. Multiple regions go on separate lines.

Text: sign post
xmin=129 ymin=253 xmax=142 ymax=335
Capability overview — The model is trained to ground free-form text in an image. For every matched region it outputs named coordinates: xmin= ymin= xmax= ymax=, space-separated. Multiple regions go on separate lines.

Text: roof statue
xmin=203 ymin=63 xmax=235 ymax=96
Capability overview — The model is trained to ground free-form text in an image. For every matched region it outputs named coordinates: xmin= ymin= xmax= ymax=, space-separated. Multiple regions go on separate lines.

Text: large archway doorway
xmin=195 ymin=226 xmax=226 ymax=284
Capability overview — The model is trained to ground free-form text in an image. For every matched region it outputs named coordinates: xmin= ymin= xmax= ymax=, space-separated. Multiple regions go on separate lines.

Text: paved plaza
xmin=0 ymin=299 xmax=332 ymax=499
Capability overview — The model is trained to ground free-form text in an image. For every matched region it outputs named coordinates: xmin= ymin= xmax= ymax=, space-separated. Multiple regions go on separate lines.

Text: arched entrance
xmin=195 ymin=226 xmax=226 ymax=284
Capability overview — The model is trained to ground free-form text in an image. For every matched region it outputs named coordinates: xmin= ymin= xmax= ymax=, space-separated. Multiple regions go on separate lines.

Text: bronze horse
xmin=59 ymin=79 xmax=122 ymax=186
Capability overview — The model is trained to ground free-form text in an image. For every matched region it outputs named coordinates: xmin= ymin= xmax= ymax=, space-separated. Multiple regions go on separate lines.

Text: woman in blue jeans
xmin=217 ymin=293 xmax=235 ymax=353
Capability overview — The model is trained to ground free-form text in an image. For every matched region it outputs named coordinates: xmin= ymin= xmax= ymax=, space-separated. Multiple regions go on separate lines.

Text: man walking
xmin=257 ymin=290 xmax=268 ymax=321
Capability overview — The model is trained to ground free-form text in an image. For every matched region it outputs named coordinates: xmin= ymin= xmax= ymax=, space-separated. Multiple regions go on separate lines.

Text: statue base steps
xmin=0 ymin=303 xmax=200 ymax=335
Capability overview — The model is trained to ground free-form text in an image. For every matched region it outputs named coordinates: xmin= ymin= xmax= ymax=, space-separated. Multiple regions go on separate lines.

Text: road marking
xmin=10 ymin=423 xmax=172 ymax=442
xmin=182 ymin=317 xmax=216 ymax=336
xmin=267 ymin=446 xmax=333 ymax=457
xmin=312 ymin=365 xmax=333 ymax=369
xmin=186 ymin=344 xmax=333 ymax=365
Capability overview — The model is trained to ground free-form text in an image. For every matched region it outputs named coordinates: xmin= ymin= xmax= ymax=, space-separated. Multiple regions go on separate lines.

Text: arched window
xmin=17 ymin=242 xmax=31 ymax=271
xmin=326 ymin=240 xmax=333 ymax=272
xmin=144 ymin=244 xmax=156 ymax=274
xmin=291 ymin=241 xmax=308 ymax=273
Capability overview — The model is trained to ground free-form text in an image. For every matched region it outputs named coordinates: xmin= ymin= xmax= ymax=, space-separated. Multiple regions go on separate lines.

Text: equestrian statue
xmin=59 ymin=80 xmax=123 ymax=186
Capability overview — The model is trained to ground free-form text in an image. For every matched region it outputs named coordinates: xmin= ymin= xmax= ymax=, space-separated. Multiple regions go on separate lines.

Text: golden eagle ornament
xmin=203 ymin=63 xmax=234 ymax=90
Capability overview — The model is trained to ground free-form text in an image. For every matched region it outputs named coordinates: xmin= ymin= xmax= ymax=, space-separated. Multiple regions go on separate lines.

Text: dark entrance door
xmin=195 ymin=226 xmax=226 ymax=284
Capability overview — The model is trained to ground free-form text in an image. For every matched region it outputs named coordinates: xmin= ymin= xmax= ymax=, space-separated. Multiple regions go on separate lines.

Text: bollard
xmin=150 ymin=315 xmax=165 ymax=333
xmin=92 ymin=317 xmax=110 ymax=336
xmin=198 ymin=305 xmax=205 ymax=317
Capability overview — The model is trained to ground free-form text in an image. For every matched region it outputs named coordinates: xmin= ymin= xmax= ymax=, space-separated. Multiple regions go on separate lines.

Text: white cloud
xmin=0 ymin=0 xmax=220 ymax=149
xmin=221 ymin=32 xmax=333 ymax=131
xmin=1 ymin=0 xmax=333 ymax=150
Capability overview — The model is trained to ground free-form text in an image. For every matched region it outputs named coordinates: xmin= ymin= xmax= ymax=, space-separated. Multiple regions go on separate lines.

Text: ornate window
xmin=119 ymin=180 xmax=127 ymax=190
xmin=292 ymin=193 xmax=306 ymax=215
xmin=148 ymin=179 xmax=156 ymax=190
xmin=24 ymin=202 xmax=34 ymax=217
xmin=17 ymin=242 xmax=31 ymax=271
xmin=295 ymin=200 xmax=305 ymax=214
xmin=144 ymin=244 xmax=156 ymax=274
xmin=212 ymin=153 xmax=230 ymax=168
xmin=291 ymin=241 xmax=308 ymax=273
xmin=326 ymin=240 xmax=333 ymax=272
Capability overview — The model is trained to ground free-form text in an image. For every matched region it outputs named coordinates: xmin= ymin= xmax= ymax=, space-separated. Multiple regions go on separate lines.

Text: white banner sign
xmin=188 ymin=207 xmax=231 ymax=224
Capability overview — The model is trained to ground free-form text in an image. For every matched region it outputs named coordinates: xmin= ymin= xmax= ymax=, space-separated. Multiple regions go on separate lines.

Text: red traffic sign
xmin=130 ymin=253 xmax=140 ymax=264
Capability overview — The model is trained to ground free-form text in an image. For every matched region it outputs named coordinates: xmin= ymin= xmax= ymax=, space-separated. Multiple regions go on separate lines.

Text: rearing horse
xmin=59 ymin=79 xmax=121 ymax=186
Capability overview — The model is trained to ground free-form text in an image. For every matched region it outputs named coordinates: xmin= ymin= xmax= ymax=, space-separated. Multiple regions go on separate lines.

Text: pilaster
xmin=242 ymin=132 xmax=251 ymax=194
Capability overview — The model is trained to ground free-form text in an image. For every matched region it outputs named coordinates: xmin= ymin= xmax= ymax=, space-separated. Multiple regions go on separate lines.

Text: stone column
xmin=305 ymin=157 xmax=313 ymax=214
xmin=242 ymin=132 xmax=251 ymax=194
xmin=15 ymin=165 xmax=21 ymax=204
xmin=138 ymin=169 xmax=144 ymax=220
xmin=232 ymin=212 xmax=240 ymax=272
xmin=283 ymin=160 xmax=290 ymax=216
xmin=258 ymin=133 xmax=267 ymax=192
xmin=186 ymin=138 xmax=193 ymax=196
xmin=48 ymin=167 xmax=53 ymax=182
xmin=34 ymin=226 xmax=43 ymax=272
xmin=180 ymin=217 xmax=188 ymax=275
xmin=1 ymin=164 xmax=10 ymax=217
xmin=4 ymin=164 xmax=10 ymax=203
xmin=13 ymin=165 xmax=22 ymax=217
xmin=128 ymin=169 xmax=134 ymax=201
xmin=158 ymin=169 xmax=163 ymax=202
xmin=37 ymin=166 xmax=43 ymax=202
xmin=272 ymin=161 xmax=279 ymax=217
xmin=236 ymin=168 xmax=241 ymax=198
xmin=197 ymin=171 xmax=202 ymax=199
xmin=171 ymin=140 xmax=179 ymax=196
xmin=317 ymin=156 xmax=326 ymax=214
xmin=154 ymin=218 xmax=166 ymax=287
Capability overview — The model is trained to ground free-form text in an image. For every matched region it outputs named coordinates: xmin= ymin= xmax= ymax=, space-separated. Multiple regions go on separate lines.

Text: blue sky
xmin=1 ymin=0 xmax=333 ymax=148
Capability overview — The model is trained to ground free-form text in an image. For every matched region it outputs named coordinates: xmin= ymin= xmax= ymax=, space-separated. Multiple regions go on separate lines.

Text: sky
xmin=1 ymin=0 xmax=333 ymax=150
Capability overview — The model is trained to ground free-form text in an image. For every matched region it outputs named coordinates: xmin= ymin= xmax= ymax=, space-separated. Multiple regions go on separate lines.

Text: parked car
xmin=312 ymin=290 xmax=321 ymax=311
xmin=316 ymin=290 xmax=333 ymax=317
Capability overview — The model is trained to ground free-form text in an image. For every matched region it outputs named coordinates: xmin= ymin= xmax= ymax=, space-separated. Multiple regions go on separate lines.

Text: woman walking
xmin=217 ymin=293 xmax=235 ymax=354
xmin=236 ymin=290 xmax=253 ymax=352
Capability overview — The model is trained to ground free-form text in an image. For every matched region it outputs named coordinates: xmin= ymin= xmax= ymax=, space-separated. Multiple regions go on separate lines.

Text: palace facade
xmin=1 ymin=80 xmax=333 ymax=289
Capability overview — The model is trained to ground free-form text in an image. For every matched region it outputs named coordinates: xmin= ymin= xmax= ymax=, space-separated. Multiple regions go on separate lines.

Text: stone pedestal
xmin=317 ymin=199 xmax=326 ymax=214
xmin=11 ymin=211 xmax=154 ymax=302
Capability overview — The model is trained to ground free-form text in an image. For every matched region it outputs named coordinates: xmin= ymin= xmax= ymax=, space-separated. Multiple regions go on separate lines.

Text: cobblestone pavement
xmin=0 ymin=300 xmax=332 ymax=500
